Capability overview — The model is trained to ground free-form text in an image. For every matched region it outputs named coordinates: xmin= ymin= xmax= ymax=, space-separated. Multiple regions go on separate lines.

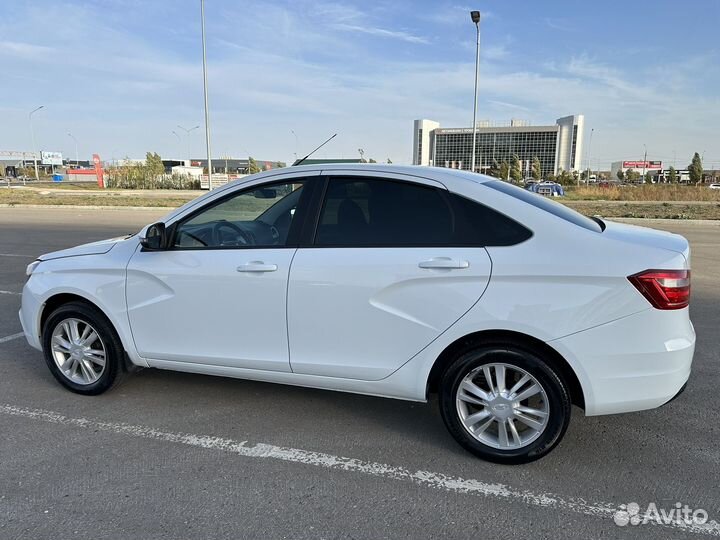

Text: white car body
xmin=20 ymin=164 xmax=695 ymax=416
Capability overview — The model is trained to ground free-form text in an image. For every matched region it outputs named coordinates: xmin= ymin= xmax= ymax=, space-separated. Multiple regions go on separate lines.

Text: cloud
xmin=0 ymin=41 xmax=55 ymax=59
xmin=332 ymin=23 xmax=429 ymax=44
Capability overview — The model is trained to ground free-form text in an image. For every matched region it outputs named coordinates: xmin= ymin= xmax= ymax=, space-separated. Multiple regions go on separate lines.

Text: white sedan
xmin=20 ymin=164 xmax=695 ymax=464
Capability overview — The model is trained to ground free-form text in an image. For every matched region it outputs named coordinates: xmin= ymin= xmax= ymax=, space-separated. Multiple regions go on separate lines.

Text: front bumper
xmin=550 ymin=307 xmax=695 ymax=416
xmin=19 ymin=280 xmax=43 ymax=351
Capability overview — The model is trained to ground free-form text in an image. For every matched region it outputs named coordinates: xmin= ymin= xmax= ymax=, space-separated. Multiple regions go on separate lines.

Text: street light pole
xmin=172 ymin=130 xmax=182 ymax=161
xmin=291 ymin=130 xmax=299 ymax=161
xmin=642 ymin=144 xmax=647 ymax=184
xmin=177 ymin=125 xmax=200 ymax=162
xmin=585 ymin=128 xmax=594 ymax=185
xmin=200 ymin=0 xmax=213 ymax=189
xmin=29 ymin=105 xmax=44 ymax=184
xmin=470 ymin=10 xmax=481 ymax=173
xmin=67 ymin=133 xmax=79 ymax=167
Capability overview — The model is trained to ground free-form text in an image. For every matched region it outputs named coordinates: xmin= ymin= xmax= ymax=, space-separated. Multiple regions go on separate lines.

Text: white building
xmin=412 ymin=115 xmax=585 ymax=178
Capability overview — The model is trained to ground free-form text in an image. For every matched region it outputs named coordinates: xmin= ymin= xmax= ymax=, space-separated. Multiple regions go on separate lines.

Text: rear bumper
xmin=549 ymin=307 xmax=695 ymax=416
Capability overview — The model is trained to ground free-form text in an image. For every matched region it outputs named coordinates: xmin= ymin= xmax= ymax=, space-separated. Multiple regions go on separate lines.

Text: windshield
xmin=484 ymin=180 xmax=602 ymax=233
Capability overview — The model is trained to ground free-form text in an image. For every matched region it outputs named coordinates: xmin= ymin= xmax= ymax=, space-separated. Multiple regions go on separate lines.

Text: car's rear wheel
xmin=439 ymin=345 xmax=571 ymax=464
xmin=42 ymin=301 xmax=126 ymax=395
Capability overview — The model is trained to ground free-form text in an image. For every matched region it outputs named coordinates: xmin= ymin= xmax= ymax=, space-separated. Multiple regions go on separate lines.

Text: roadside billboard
xmin=622 ymin=160 xmax=661 ymax=169
xmin=41 ymin=151 xmax=63 ymax=165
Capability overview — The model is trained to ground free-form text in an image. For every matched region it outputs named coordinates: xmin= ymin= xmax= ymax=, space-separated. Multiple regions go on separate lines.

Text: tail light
xmin=628 ymin=269 xmax=690 ymax=310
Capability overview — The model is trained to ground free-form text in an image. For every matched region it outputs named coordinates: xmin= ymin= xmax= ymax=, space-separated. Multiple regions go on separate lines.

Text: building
xmin=412 ymin=115 xmax=584 ymax=178
xmin=610 ymin=160 xmax=662 ymax=181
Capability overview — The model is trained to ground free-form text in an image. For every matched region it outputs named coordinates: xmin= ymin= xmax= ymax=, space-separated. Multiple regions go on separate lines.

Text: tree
xmin=145 ymin=152 xmax=164 ymax=177
xmin=644 ymin=171 xmax=654 ymax=184
xmin=368 ymin=158 xmax=377 ymax=163
xmin=616 ymin=169 xmax=625 ymax=181
xmin=555 ymin=168 xmax=573 ymax=186
xmin=510 ymin=154 xmax=522 ymax=183
xmin=387 ymin=158 xmax=392 ymax=164
xmin=274 ymin=161 xmax=284 ymax=169
xmin=546 ymin=172 xmax=557 ymax=183
xmin=668 ymin=166 xmax=677 ymax=183
xmin=688 ymin=152 xmax=703 ymax=184
xmin=625 ymin=168 xmax=640 ymax=182
xmin=248 ymin=157 xmax=261 ymax=174
xmin=498 ymin=161 xmax=510 ymax=181
xmin=531 ymin=156 xmax=542 ymax=180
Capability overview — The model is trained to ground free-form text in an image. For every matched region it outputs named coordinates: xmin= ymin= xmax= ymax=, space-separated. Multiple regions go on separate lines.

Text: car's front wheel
xmin=439 ymin=345 xmax=571 ymax=464
xmin=42 ymin=301 xmax=127 ymax=395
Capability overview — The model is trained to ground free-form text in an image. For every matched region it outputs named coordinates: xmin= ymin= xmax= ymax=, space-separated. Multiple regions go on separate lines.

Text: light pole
xmin=200 ymin=0 xmax=213 ymax=189
xmin=67 ymin=132 xmax=79 ymax=167
xmin=585 ymin=128 xmax=594 ymax=185
xmin=642 ymin=144 xmax=647 ymax=184
xmin=291 ymin=130 xmax=299 ymax=161
xmin=29 ymin=105 xmax=44 ymax=183
xmin=172 ymin=130 xmax=182 ymax=161
xmin=470 ymin=10 xmax=481 ymax=173
xmin=177 ymin=125 xmax=199 ymax=162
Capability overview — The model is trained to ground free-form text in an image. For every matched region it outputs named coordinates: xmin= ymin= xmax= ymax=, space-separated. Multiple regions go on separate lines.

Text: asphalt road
xmin=1 ymin=207 xmax=719 ymax=539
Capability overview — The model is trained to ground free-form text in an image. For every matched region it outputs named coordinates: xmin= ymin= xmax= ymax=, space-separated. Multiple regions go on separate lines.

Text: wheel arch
xmin=426 ymin=329 xmax=585 ymax=409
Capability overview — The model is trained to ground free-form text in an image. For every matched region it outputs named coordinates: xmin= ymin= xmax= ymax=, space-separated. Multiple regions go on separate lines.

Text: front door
xmin=126 ymin=178 xmax=312 ymax=371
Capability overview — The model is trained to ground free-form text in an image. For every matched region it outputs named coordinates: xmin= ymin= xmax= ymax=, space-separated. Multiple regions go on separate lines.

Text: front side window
xmin=174 ymin=181 xmax=304 ymax=248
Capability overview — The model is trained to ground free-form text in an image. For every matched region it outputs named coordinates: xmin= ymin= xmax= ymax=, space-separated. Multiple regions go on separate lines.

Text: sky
xmin=1 ymin=0 xmax=719 ymax=170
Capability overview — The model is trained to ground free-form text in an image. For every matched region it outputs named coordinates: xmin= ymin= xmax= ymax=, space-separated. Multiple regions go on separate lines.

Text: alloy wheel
xmin=50 ymin=318 xmax=107 ymax=385
xmin=455 ymin=362 xmax=550 ymax=450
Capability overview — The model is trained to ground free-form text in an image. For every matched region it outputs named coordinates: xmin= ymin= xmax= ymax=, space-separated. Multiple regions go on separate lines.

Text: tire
xmin=439 ymin=345 xmax=571 ymax=464
xmin=42 ymin=301 xmax=128 ymax=395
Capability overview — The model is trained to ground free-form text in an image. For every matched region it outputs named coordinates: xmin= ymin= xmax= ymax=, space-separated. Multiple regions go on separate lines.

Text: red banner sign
xmin=92 ymin=154 xmax=104 ymax=187
xmin=622 ymin=160 xmax=662 ymax=169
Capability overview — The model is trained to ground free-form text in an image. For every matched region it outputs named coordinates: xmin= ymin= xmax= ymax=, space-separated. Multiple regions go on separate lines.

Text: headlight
xmin=26 ymin=260 xmax=42 ymax=276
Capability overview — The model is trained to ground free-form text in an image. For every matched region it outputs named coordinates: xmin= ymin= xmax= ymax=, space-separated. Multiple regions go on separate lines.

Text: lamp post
xmin=29 ymin=105 xmax=44 ymax=184
xmin=67 ymin=132 xmax=79 ymax=167
xmin=470 ymin=10 xmax=481 ymax=173
xmin=177 ymin=125 xmax=199 ymax=162
xmin=291 ymin=130 xmax=299 ymax=161
xmin=642 ymin=144 xmax=647 ymax=184
xmin=585 ymin=128 xmax=594 ymax=185
xmin=172 ymin=130 xmax=182 ymax=161
xmin=200 ymin=0 xmax=213 ymax=189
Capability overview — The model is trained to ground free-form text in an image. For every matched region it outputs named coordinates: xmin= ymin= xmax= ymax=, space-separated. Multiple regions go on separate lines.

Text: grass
xmin=565 ymin=184 xmax=720 ymax=202
xmin=2 ymin=183 xmax=720 ymax=219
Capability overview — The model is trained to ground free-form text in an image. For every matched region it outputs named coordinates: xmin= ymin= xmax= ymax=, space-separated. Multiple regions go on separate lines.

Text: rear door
xmin=287 ymin=173 xmax=493 ymax=380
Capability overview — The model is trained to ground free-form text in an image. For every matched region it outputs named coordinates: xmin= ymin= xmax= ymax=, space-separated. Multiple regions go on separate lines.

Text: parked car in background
xmin=708 ymin=183 xmax=720 ymax=190
xmin=20 ymin=164 xmax=695 ymax=464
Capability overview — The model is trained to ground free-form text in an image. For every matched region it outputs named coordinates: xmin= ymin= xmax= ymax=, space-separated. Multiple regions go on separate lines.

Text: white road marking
xmin=0 ymin=403 xmax=718 ymax=536
xmin=0 ymin=253 xmax=35 ymax=258
xmin=0 ymin=290 xmax=21 ymax=296
xmin=0 ymin=332 xmax=25 ymax=344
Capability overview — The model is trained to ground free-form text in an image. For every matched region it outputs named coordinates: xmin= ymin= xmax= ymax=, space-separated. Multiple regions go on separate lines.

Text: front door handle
xmin=418 ymin=257 xmax=469 ymax=270
xmin=237 ymin=261 xmax=278 ymax=273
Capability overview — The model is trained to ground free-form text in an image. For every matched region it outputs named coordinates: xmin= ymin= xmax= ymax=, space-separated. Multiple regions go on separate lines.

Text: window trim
xmin=166 ymin=178 xmax=315 ymax=251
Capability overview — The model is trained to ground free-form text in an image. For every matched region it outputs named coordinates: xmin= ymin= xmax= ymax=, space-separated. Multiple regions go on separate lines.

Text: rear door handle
xmin=237 ymin=261 xmax=278 ymax=273
xmin=418 ymin=257 xmax=469 ymax=269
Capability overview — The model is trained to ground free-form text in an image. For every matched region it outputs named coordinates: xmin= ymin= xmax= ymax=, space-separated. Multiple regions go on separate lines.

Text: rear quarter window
xmin=483 ymin=180 xmax=602 ymax=233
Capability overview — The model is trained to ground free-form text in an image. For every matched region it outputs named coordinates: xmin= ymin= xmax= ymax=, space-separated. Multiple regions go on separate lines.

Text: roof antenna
xmin=293 ymin=133 xmax=337 ymax=166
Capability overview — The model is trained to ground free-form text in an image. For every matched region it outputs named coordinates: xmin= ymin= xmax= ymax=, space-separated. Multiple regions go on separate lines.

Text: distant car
xmin=708 ymin=183 xmax=720 ymax=190
xmin=527 ymin=181 xmax=564 ymax=197
xmin=20 ymin=165 xmax=695 ymax=464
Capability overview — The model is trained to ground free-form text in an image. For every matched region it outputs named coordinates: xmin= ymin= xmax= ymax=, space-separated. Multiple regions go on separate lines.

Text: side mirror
xmin=140 ymin=222 xmax=167 ymax=250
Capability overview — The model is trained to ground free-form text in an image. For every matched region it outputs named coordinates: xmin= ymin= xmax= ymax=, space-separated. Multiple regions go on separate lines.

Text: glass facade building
xmin=413 ymin=116 xmax=584 ymax=179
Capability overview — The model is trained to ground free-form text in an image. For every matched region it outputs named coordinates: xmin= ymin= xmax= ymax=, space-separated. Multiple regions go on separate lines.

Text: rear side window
xmin=314 ymin=177 xmax=531 ymax=247
xmin=484 ymin=180 xmax=602 ymax=233
xmin=316 ymin=178 xmax=452 ymax=246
